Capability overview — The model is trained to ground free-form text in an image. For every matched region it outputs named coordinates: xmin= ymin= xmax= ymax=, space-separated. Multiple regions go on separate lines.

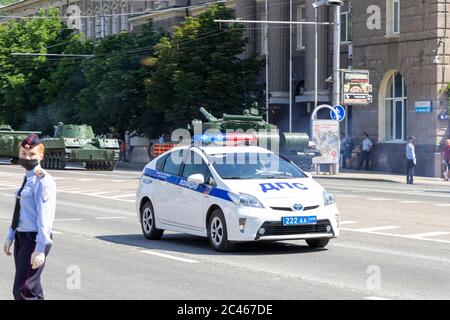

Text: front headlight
xmin=323 ymin=190 xmax=335 ymax=206
xmin=228 ymin=192 xmax=264 ymax=208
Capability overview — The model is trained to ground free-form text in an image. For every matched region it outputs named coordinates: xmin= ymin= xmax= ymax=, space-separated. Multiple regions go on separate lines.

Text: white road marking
xmin=335 ymin=195 xmax=360 ymax=198
xmin=340 ymin=221 xmax=357 ymax=225
xmin=52 ymin=231 xmax=63 ymax=234
xmin=365 ymin=297 xmax=390 ymax=300
xmin=95 ymin=216 xmax=126 ymax=220
xmin=365 ymin=197 xmax=394 ymax=201
xmin=109 ymin=194 xmax=135 ymax=199
xmin=331 ymin=242 xmax=450 ymax=264
xmin=90 ymin=191 xmax=117 ymax=196
xmin=342 ymin=228 xmax=450 ymax=244
xmin=433 ymin=203 xmax=450 ymax=207
xmin=405 ymin=232 xmax=450 ymax=239
xmin=76 ymin=179 xmax=95 ymax=182
xmin=54 ymin=218 xmax=84 ymax=222
xmin=398 ymin=200 xmax=425 ymax=204
xmin=353 ymin=226 xmax=400 ymax=232
xmin=140 ymin=250 xmax=199 ymax=264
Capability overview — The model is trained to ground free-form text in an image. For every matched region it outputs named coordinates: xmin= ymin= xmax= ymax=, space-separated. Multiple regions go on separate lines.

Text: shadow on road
xmin=96 ymin=233 xmax=327 ymax=257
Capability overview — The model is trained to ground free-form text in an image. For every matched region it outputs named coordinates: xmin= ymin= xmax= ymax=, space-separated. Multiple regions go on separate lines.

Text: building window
xmin=120 ymin=6 xmax=128 ymax=31
xmin=384 ymin=72 xmax=407 ymax=141
xmin=87 ymin=15 xmax=94 ymax=38
xmin=386 ymin=0 xmax=400 ymax=35
xmin=341 ymin=8 xmax=352 ymax=43
xmin=296 ymin=5 xmax=306 ymax=50
xmin=112 ymin=7 xmax=119 ymax=34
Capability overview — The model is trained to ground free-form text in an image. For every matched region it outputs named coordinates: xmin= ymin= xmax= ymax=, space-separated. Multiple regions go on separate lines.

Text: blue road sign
xmin=330 ymin=105 xmax=346 ymax=122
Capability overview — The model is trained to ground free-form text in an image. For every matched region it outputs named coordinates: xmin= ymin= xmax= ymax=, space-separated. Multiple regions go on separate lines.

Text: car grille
xmin=255 ymin=219 xmax=332 ymax=239
xmin=270 ymin=205 xmax=320 ymax=212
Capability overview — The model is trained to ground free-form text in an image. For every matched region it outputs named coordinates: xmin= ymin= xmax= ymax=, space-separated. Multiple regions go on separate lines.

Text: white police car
xmin=136 ymin=141 xmax=340 ymax=252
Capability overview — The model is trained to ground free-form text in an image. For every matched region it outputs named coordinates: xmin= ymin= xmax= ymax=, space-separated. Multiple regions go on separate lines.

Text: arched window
xmin=384 ymin=72 xmax=407 ymax=141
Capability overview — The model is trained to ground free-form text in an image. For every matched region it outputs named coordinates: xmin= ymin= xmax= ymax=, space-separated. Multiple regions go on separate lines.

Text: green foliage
xmin=144 ymin=3 xmax=264 ymax=136
xmin=0 ymin=8 xmax=77 ymax=131
xmin=76 ymin=23 xmax=162 ymax=136
xmin=0 ymin=4 xmax=263 ymax=139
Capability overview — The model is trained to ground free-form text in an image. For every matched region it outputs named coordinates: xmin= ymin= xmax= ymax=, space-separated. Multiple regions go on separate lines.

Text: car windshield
xmin=208 ymin=152 xmax=306 ymax=180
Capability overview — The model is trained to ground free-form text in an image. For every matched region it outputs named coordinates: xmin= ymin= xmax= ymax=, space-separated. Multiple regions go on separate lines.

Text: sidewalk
xmin=313 ymin=169 xmax=450 ymax=187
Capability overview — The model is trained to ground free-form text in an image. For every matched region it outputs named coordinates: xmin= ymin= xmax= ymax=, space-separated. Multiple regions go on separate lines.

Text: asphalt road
xmin=0 ymin=161 xmax=449 ymax=300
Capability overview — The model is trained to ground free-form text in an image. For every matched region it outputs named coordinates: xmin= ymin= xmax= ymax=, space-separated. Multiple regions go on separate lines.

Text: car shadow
xmin=96 ymin=233 xmax=328 ymax=257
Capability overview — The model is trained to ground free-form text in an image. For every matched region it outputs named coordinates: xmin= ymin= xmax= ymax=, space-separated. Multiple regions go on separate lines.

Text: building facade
xmin=1 ymin=0 xmax=449 ymax=177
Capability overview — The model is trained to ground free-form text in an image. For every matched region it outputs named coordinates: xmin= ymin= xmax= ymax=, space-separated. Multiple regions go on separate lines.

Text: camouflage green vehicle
xmin=0 ymin=125 xmax=42 ymax=164
xmin=41 ymin=123 xmax=120 ymax=171
xmin=192 ymin=107 xmax=320 ymax=172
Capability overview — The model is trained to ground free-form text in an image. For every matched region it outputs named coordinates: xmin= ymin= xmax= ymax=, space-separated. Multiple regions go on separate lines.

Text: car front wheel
xmin=141 ymin=202 xmax=164 ymax=240
xmin=306 ymin=238 xmax=330 ymax=248
xmin=207 ymin=209 xmax=234 ymax=252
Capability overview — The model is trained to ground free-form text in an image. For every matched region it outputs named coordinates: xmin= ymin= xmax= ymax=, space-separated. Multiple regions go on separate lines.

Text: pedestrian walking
xmin=406 ymin=136 xmax=417 ymax=185
xmin=342 ymin=135 xmax=354 ymax=169
xmin=358 ymin=132 xmax=373 ymax=170
xmin=443 ymin=137 xmax=450 ymax=181
xmin=119 ymin=139 xmax=126 ymax=162
xmin=2 ymin=134 xmax=56 ymax=300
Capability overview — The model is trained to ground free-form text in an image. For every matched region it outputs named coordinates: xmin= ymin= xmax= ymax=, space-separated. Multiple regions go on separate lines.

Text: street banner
xmin=311 ymin=120 xmax=340 ymax=164
xmin=342 ymin=70 xmax=372 ymax=105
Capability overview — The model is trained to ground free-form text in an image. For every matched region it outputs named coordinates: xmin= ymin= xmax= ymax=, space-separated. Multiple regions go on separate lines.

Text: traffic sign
xmin=330 ymin=105 xmax=346 ymax=122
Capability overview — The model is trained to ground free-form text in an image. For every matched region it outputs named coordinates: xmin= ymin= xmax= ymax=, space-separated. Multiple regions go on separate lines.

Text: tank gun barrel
xmin=199 ymin=107 xmax=218 ymax=122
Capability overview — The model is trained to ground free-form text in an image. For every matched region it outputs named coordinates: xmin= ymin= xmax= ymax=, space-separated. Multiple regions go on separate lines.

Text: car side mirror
xmin=208 ymin=177 xmax=217 ymax=187
xmin=188 ymin=173 xmax=205 ymax=185
xmin=304 ymin=172 xmax=313 ymax=179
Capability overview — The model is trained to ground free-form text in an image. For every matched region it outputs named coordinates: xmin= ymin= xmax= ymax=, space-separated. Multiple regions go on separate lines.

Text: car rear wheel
xmin=141 ymin=202 xmax=164 ymax=240
xmin=306 ymin=238 xmax=329 ymax=248
xmin=207 ymin=209 xmax=234 ymax=252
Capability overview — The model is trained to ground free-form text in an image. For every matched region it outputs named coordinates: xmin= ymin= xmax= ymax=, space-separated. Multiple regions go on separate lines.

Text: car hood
xmin=222 ymin=178 xmax=325 ymax=204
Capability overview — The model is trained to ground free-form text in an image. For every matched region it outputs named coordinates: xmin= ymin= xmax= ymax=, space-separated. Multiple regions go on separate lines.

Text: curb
xmin=313 ymin=175 xmax=399 ymax=184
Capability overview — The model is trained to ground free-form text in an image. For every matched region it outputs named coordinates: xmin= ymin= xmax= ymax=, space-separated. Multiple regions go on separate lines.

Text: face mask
xmin=17 ymin=158 xmax=39 ymax=171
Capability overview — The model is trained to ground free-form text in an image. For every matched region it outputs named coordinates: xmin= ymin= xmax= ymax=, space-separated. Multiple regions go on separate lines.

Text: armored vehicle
xmin=192 ymin=107 xmax=320 ymax=171
xmin=0 ymin=125 xmax=42 ymax=164
xmin=41 ymin=123 xmax=119 ymax=171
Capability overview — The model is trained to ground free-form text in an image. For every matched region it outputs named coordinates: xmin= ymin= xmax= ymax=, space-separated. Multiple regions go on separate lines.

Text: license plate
xmin=282 ymin=216 xmax=317 ymax=226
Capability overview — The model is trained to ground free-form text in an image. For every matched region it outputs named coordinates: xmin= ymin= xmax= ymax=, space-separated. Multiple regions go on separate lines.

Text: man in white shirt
xmin=406 ymin=136 xmax=417 ymax=184
xmin=358 ymin=132 xmax=373 ymax=171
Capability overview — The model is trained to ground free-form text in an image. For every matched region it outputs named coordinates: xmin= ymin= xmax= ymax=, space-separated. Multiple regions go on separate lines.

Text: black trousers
xmin=13 ymin=232 xmax=51 ymax=300
xmin=407 ymin=160 xmax=415 ymax=184
xmin=359 ymin=151 xmax=370 ymax=170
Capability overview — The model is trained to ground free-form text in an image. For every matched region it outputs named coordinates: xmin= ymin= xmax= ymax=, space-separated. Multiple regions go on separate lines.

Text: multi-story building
xmin=1 ymin=0 xmax=449 ymax=177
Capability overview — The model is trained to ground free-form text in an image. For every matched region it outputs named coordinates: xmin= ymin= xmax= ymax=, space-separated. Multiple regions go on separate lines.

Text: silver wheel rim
xmin=210 ymin=217 xmax=223 ymax=246
xmin=142 ymin=207 xmax=153 ymax=233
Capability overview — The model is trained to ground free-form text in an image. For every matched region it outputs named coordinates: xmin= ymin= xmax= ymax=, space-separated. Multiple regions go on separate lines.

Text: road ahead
xmin=0 ymin=162 xmax=449 ymax=300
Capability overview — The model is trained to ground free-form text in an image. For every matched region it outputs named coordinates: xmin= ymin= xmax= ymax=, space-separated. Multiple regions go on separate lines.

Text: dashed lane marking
xmin=353 ymin=226 xmax=400 ymax=232
xmin=340 ymin=221 xmax=357 ymax=225
xmin=365 ymin=197 xmax=394 ymax=201
xmin=433 ymin=204 xmax=450 ymax=207
xmin=397 ymin=200 xmax=425 ymax=204
xmin=140 ymin=250 xmax=199 ymax=264
xmin=405 ymin=232 xmax=450 ymax=239
xmin=335 ymin=195 xmax=360 ymax=198
xmin=95 ymin=216 xmax=126 ymax=220
xmin=54 ymin=218 xmax=84 ymax=222
xmin=341 ymin=228 xmax=450 ymax=244
xmin=108 ymin=194 xmax=135 ymax=199
xmin=365 ymin=297 xmax=391 ymax=300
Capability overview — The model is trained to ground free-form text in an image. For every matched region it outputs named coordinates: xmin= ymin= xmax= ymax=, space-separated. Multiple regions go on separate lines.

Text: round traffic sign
xmin=330 ymin=105 xmax=346 ymax=122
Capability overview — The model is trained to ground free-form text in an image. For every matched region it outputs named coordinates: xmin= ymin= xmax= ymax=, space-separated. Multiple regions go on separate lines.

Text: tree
xmin=76 ymin=22 xmax=162 ymax=136
xmin=145 ymin=3 xmax=264 ymax=136
xmin=0 ymin=8 xmax=77 ymax=130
